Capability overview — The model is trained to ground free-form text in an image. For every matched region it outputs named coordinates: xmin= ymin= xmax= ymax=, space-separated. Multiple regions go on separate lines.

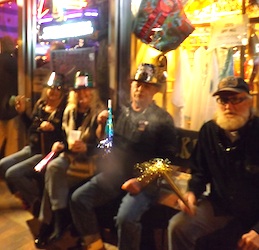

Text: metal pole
xmin=17 ymin=0 xmax=36 ymax=148
xmin=17 ymin=0 xmax=36 ymax=101
xmin=117 ymin=0 xmax=131 ymax=107
xmin=240 ymin=0 xmax=246 ymax=79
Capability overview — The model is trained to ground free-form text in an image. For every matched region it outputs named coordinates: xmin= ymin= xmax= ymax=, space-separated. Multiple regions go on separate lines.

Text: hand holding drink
xmin=68 ymin=130 xmax=81 ymax=150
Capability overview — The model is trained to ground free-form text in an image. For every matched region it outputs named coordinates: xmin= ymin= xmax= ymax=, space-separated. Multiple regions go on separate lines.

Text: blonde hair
xmin=32 ymin=86 xmax=65 ymax=116
xmin=62 ymin=88 xmax=105 ymax=140
xmin=66 ymin=88 xmax=104 ymax=114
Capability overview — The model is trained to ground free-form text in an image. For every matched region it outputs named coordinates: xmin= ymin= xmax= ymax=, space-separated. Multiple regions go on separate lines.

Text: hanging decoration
xmin=133 ymin=0 xmax=195 ymax=53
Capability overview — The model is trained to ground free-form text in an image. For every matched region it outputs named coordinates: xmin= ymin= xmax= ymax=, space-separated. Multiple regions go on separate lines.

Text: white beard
xmin=215 ymin=110 xmax=250 ymax=131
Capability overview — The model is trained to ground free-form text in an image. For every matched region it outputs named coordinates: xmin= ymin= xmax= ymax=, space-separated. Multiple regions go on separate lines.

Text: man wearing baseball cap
xmin=70 ymin=63 xmax=177 ymax=250
xmin=168 ymin=76 xmax=259 ymax=250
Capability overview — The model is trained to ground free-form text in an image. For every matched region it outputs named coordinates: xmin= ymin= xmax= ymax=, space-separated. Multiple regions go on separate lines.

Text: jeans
xmin=44 ymin=155 xmax=70 ymax=210
xmin=2 ymin=146 xmax=43 ymax=205
xmin=39 ymin=155 xmax=89 ymax=224
xmin=70 ymin=172 xmax=159 ymax=249
xmin=167 ymin=198 xmax=233 ymax=250
xmin=70 ymin=173 xmax=124 ymax=237
xmin=39 ymin=155 xmax=69 ymax=223
xmin=116 ymin=190 xmax=159 ymax=250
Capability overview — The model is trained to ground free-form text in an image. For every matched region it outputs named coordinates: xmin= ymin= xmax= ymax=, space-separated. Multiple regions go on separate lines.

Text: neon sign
xmin=40 ymin=20 xmax=94 ymax=40
xmin=37 ymin=0 xmax=88 ymax=20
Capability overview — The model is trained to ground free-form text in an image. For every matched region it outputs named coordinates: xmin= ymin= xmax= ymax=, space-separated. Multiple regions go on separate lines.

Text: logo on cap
xmin=212 ymin=76 xmax=250 ymax=96
xmin=218 ymin=76 xmax=238 ymax=89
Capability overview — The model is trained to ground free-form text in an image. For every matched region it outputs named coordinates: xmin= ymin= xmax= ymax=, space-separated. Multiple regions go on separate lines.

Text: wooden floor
xmin=0 ymin=179 xmax=38 ymax=250
xmin=0 ymin=179 xmax=118 ymax=250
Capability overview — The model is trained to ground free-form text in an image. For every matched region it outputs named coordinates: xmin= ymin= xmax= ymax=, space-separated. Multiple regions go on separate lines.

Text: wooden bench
xmin=26 ymin=127 xmax=198 ymax=249
xmin=140 ymin=128 xmax=198 ymax=249
xmin=98 ymin=128 xmax=199 ymax=249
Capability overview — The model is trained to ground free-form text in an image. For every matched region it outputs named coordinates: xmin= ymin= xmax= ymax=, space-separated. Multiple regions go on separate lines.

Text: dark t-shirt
xmin=97 ymin=102 xmax=177 ymax=189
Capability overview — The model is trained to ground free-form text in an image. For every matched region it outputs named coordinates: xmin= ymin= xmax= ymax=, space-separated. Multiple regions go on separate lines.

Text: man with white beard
xmin=168 ymin=76 xmax=259 ymax=250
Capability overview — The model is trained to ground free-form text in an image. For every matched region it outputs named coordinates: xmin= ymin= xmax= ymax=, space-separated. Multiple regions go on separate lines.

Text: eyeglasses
xmin=216 ymin=96 xmax=248 ymax=105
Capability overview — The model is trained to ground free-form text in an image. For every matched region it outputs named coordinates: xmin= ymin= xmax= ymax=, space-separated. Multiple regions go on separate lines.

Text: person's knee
xmin=116 ymin=211 xmax=128 ymax=227
xmin=116 ymin=206 xmax=137 ymax=228
xmin=70 ymin=189 xmax=89 ymax=211
xmin=0 ymin=163 xmax=8 ymax=179
xmin=45 ymin=160 xmax=65 ymax=175
xmin=168 ymin=215 xmax=184 ymax=239
xmin=0 ymin=159 xmax=13 ymax=179
xmin=5 ymin=167 xmax=20 ymax=183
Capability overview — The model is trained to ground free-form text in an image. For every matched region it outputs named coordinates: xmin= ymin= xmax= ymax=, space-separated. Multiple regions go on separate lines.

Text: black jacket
xmin=22 ymin=99 xmax=66 ymax=155
xmin=189 ymin=117 xmax=259 ymax=232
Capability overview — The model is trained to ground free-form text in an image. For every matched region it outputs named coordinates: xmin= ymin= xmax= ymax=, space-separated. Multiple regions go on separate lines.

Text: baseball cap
xmin=212 ymin=76 xmax=250 ymax=96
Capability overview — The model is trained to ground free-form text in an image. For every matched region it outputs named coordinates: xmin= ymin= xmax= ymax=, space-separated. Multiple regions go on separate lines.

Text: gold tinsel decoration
xmin=135 ymin=158 xmax=189 ymax=208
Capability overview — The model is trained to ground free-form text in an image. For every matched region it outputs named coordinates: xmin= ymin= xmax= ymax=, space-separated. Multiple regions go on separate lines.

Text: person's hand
xmin=238 ymin=230 xmax=259 ymax=250
xmin=177 ymin=191 xmax=197 ymax=216
xmin=121 ymin=178 xmax=142 ymax=195
xmin=40 ymin=121 xmax=55 ymax=131
xmin=51 ymin=141 xmax=64 ymax=152
xmin=70 ymin=140 xmax=87 ymax=153
xmin=97 ymin=110 xmax=108 ymax=125
xmin=15 ymin=95 xmax=26 ymax=113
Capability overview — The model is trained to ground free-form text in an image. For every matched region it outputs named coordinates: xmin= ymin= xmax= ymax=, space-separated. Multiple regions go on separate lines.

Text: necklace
xmin=218 ymin=142 xmax=237 ymax=152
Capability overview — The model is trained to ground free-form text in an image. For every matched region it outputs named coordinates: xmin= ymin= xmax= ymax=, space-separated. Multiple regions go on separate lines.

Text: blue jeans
xmin=2 ymin=146 xmax=43 ymax=205
xmin=70 ymin=172 xmax=159 ymax=249
xmin=40 ymin=155 xmax=71 ymax=223
xmin=167 ymin=198 xmax=233 ymax=250
xmin=44 ymin=155 xmax=70 ymax=210
xmin=116 ymin=190 xmax=159 ymax=250
xmin=70 ymin=173 xmax=124 ymax=237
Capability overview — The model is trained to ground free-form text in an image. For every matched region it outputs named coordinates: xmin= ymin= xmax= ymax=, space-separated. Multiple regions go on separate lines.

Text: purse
xmin=133 ymin=0 xmax=195 ymax=53
xmin=66 ymin=154 xmax=98 ymax=179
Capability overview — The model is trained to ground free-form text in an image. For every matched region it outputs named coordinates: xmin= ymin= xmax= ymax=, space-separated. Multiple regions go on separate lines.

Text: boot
xmin=48 ymin=208 xmax=71 ymax=243
xmin=34 ymin=222 xmax=53 ymax=249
